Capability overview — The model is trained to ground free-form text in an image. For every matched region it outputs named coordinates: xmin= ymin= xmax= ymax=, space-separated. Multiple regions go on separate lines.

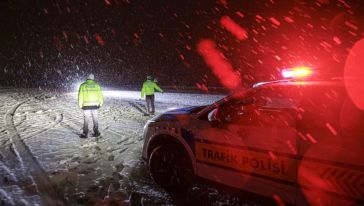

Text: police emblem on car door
xmin=194 ymin=89 xmax=299 ymax=203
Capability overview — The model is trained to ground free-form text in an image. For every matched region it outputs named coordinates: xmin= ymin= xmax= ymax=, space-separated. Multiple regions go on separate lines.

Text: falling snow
xmin=0 ymin=0 xmax=364 ymax=205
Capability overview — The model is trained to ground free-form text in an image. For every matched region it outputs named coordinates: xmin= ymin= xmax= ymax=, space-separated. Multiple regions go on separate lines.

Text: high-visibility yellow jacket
xmin=141 ymin=80 xmax=163 ymax=98
xmin=78 ymin=79 xmax=103 ymax=109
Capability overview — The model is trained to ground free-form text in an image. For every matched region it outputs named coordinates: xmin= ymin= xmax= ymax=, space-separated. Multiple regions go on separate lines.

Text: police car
xmin=142 ymin=67 xmax=364 ymax=206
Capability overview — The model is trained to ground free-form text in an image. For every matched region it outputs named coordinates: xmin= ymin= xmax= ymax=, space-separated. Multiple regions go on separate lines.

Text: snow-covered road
xmin=0 ymin=88 xmax=232 ymax=206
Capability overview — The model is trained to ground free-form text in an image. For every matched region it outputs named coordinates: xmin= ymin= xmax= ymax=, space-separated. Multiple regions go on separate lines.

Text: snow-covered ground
xmin=0 ymin=88 xmax=271 ymax=206
xmin=0 ymin=88 xmax=237 ymax=205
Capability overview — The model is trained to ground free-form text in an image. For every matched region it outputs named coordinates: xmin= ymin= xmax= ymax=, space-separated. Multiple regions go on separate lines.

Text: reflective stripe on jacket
xmin=141 ymin=80 xmax=163 ymax=98
xmin=78 ymin=79 xmax=103 ymax=109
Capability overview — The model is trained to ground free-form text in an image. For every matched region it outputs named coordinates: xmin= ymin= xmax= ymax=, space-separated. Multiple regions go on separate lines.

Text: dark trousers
xmin=83 ymin=109 xmax=99 ymax=135
xmin=145 ymin=95 xmax=155 ymax=114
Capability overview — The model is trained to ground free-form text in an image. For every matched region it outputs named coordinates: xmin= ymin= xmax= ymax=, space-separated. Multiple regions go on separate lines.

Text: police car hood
xmin=155 ymin=106 xmax=205 ymax=121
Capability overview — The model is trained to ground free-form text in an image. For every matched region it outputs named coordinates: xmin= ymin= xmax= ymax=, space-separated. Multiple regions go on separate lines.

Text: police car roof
xmin=252 ymin=78 xmax=343 ymax=89
xmin=230 ymin=79 xmax=343 ymax=100
xmin=197 ymin=79 xmax=343 ymax=116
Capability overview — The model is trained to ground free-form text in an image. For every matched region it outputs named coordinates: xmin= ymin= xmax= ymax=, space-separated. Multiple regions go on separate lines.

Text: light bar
xmin=282 ymin=66 xmax=313 ymax=78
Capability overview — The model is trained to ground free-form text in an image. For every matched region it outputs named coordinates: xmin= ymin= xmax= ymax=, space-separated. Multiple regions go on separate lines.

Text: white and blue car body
xmin=142 ymin=79 xmax=364 ymax=206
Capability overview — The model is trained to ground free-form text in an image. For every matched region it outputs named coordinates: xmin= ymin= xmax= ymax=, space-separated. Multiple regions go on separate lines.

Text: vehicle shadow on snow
xmin=127 ymin=160 xmax=276 ymax=206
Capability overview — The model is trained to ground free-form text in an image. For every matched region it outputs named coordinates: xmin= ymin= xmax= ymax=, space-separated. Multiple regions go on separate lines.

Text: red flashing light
xmin=282 ymin=67 xmax=313 ymax=78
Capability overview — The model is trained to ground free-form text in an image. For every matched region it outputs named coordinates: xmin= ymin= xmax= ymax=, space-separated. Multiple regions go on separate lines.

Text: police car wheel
xmin=149 ymin=145 xmax=192 ymax=193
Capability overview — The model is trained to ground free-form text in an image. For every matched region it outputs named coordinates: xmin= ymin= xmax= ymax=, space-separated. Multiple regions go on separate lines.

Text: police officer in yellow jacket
xmin=141 ymin=76 xmax=163 ymax=115
xmin=78 ymin=74 xmax=103 ymax=138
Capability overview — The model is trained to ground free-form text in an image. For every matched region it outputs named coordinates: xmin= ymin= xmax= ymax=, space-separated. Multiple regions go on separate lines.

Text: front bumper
xmin=141 ymin=120 xmax=154 ymax=160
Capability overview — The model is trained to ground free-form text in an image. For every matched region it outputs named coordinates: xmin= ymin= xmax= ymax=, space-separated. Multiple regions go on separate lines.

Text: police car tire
xmin=149 ymin=145 xmax=192 ymax=193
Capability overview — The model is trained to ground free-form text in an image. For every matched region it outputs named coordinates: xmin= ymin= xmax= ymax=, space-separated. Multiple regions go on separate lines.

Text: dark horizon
xmin=1 ymin=0 xmax=363 ymax=90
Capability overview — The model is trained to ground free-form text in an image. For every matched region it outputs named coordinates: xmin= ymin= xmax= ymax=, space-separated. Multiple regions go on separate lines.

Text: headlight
xmin=144 ymin=119 xmax=156 ymax=130
xmin=150 ymin=114 xmax=162 ymax=122
xmin=144 ymin=114 xmax=162 ymax=130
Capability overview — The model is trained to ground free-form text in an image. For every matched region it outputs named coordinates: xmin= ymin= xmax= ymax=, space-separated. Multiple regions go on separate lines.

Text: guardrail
xmin=0 ymin=85 xmax=228 ymax=95
xmin=107 ymin=85 xmax=228 ymax=94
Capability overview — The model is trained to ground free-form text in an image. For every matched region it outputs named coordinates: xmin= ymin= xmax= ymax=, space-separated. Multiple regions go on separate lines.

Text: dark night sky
xmin=0 ymin=0 xmax=363 ymax=90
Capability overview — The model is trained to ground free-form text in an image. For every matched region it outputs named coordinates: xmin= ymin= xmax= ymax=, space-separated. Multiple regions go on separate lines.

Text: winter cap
xmin=147 ymin=75 xmax=153 ymax=80
xmin=88 ymin=74 xmax=95 ymax=80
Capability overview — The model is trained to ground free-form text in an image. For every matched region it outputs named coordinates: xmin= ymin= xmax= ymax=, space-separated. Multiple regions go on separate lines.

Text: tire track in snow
xmin=2 ymin=91 xmax=156 ymax=204
xmin=127 ymin=101 xmax=149 ymax=116
xmin=20 ymin=113 xmax=63 ymax=141
xmin=5 ymin=100 xmax=66 ymax=205
xmin=0 ymin=99 xmax=65 ymax=148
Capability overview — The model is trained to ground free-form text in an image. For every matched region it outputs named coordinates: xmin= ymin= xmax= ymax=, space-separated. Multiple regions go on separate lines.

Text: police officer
xmin=78 ymin=74 xmax=103 ymax=138
xmin=141 ymin=76 xmax=163 ymax=115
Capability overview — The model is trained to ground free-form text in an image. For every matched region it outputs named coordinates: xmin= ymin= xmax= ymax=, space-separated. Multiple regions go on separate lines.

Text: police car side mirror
xmin=208 ymin=108 xmax=219 ymax=127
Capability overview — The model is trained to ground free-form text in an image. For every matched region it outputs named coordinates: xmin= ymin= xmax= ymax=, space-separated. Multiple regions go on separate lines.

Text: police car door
xmin=293 ymin=85 xmax=364 ymax=206
xmin=194 ymin=88 xmax=298 ymax=204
